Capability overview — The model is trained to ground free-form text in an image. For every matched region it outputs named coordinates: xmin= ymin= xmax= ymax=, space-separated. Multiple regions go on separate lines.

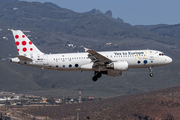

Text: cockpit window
xmin=159 ymin=53 xmax=164 ymax=56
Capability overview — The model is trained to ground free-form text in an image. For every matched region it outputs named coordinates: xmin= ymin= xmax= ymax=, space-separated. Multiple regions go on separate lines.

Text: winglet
xmin=84 ymin=47 xmax=89 ymax=52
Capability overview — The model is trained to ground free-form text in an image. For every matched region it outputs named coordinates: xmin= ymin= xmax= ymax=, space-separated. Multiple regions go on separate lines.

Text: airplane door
xmin=149 ymin=51 xmax=154 ymax=60
xmin=43 ymin=55 xmax=48 ymax=65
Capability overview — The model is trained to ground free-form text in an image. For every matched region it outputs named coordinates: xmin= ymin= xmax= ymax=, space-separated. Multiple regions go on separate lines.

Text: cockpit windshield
xmin=159 ymin=53 xmax=164 ymax=56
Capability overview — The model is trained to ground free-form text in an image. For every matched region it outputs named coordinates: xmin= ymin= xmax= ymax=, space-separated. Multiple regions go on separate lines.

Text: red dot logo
xmin=29 ymin=41 xmax=32 ymax=45
xmin=23 ymin=47 xmax=27 ymax=52
xmin=22 ymin=41 xmax=26 ymax=46
xmin=16 ymin=41 xmax=20 ymax=46
xmin=30 ymin=48 xmax=33 ymax=51
xmin=18 ymin=49 xmax=19 ymax=51
xmin=22 ymin=35 xmax=25 ymax=38
xmin=15 ymin=35 xmax=19 ymax=39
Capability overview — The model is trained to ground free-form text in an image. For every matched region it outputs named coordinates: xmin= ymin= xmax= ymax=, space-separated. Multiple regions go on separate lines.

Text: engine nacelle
xmin=106 ymin=61 xmax=128 ymax=71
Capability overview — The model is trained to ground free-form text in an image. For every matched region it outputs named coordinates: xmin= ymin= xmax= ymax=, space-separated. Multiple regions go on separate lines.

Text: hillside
xmin=0 ymin=1 xmax=141 ymax=38
xmin=11 ymin=86 xmax=180 ymax=120
xmin=136 ymin=24 xmax=180 ymax=38
xmin=0 ymin=0 xmax=180 ymax=99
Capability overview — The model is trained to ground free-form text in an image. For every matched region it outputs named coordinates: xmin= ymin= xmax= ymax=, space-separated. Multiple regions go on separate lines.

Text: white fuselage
xmin=10 ymin=30 xmax=173 ymax=80
xmin=15 ymin=49 xmax=172 ymax=72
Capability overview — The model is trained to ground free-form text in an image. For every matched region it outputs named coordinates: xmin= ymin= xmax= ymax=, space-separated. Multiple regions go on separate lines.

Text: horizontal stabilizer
xmin=17 ymin=55 xmax=33 ymax=61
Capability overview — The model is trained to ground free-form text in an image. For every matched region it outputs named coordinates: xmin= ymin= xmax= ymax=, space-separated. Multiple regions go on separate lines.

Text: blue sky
xmin=21 ymin=0 xmax=180 ymax=25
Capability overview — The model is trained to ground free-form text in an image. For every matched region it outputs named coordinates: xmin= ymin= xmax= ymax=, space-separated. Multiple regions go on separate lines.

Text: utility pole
xmin=76 ymin=108 xmax=81 ymax=120
xmin=78 ymin=89 xmax=82 ymax=103
xmin=77 ymin=112 xmax=79 ymax=120
xmin=0 ymin=112 xmax=2 ymax=120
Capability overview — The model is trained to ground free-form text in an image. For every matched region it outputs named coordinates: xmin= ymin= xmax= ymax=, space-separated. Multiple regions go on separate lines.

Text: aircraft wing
xmin=17 ymin=55 xmax=33 ymax=61
xmin=87 ymin=49 xmax=112 ymax=64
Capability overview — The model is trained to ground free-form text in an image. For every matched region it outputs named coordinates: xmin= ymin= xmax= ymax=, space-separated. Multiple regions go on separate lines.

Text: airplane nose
xmin=166 ymin=56 xmax=172 ymax=64
xmin=170 ymin=57 xmax=172 ymax=63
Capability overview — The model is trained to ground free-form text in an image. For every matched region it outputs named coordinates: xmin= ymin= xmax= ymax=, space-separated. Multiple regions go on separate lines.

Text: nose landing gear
xmin=149 ymin=67 xmax=154 ymax=77
xmin=150 ymin=73 xmax=154 ymax=77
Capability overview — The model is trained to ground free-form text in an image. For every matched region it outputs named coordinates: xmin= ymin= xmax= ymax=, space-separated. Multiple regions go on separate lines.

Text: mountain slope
xmin=21 ymin=86 xmax=180 ymax=120
xmin=136 ymin=24 xmax=180 ymax=38
xmin=0 ymin=1 xmax=152 ymax=39
xmin=0 ymin=1 xmax=180 ymax=99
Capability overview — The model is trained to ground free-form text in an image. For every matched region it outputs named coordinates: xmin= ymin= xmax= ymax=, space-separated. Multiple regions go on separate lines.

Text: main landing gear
xmin=149 ymin=67 xmax=154 ymax=77
xmin=92 ymin=71 xmax=102 ymax=81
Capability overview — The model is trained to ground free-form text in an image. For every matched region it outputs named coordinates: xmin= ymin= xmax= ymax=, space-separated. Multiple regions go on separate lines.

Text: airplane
xmin=10 ymin=30 xmax=172 ymax=81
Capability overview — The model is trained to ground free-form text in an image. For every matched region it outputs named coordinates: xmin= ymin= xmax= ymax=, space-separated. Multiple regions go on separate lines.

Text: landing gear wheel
xmin=150 ymin=73 xmax=154 ymax=77
xmin=92 ymin=76 xmax=98 ymax=81
xmin=148 ymin=67 xmax=154 ymax=77
xmin=92 ymin=72 xmax=102 ymax=81
xmin=97 ymin=72 xmax=102 ymax=78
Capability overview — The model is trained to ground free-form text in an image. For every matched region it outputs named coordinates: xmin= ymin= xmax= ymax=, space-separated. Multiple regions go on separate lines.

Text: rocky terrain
xmin=2 ymin=85 xmax=180 ymax=120
xmin=0 ymin=0 xmax=180 ymax=99
xmin=0 ymin=0 xmax=180 ymax=119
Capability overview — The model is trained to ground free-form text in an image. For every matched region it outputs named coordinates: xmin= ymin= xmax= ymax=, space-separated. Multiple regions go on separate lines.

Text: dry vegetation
xmin=2 ymin=86 xmax=178 ymax=120
xmin=0 ymin=1 xmax=180 ymax=119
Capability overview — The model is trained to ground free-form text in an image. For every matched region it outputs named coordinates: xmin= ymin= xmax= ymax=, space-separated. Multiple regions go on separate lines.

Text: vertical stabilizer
xmin=12 ymin=30 xmax=43 ymax=56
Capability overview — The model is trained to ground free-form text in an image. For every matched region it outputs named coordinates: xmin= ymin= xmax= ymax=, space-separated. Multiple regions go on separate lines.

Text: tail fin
xmin=12 ymin=30 xmax=43 ymax=56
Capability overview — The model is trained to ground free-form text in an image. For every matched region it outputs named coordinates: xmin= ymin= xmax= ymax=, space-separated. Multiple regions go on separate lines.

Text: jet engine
xmin=106 ymin=61 xmax=128 ymax=71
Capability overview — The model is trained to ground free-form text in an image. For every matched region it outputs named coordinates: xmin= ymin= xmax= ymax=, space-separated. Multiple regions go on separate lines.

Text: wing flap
xmin=87 ymin=49 xmax=112 ymax=63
